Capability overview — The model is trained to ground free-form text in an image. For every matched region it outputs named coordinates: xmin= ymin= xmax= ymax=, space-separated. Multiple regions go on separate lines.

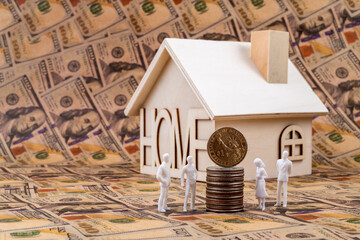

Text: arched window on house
xmin=280 ymin=125 xmax=304 ymax=161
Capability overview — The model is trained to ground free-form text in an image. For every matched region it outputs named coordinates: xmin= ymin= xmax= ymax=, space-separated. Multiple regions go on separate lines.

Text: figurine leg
xmin=261 ymin=198 xmax=266 ymax=211
xmin=190 ymin=183 xmax=196 ymax=211
xmin=256 ymin=198 xmax=261 ymax=209
xmin=158 ymin=186 xmax=165 ymax=212
xmin=183 ymin=184 xmax=190 ymax=212
xmin=164 ymin=186 xmax=170 ymax=210
xmin=274 ymin=181 xmax=282 ymax=207
xmin=282 ymin=181 xmax=288 ymax=207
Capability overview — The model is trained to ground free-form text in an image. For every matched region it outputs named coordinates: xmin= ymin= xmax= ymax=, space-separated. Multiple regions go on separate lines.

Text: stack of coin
xmin=206 ymin=166 xmax=244 ymax=212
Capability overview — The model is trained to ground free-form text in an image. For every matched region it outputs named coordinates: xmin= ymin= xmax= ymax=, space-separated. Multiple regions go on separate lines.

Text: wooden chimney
xmin=251 ymin=30 xmax=289 ymax=84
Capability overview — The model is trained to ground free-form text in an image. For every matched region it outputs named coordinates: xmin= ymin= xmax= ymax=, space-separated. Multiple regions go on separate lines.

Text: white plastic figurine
xmin=156 ymin=153 xmax=171 ymax=212
xmin=254 ymin=158 xmax=268 ymax=211
xmin=181 ymin=156 xmax=198 ymax=212
xmin=274 ymin=150 xmax=293 ymax=207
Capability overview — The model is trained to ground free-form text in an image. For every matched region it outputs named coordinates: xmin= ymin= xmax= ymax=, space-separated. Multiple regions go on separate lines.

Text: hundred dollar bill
xmin=8 ymin=26 xmax=61 ymax=64
xmin=195 ymin=18 xmax=240 ymax=42
xmin=108 ymin=20 xmax=130 ymax=35
xmin=293 ymin=58 xmax=360 ymax=157
xmin=261 ymin=17 xmax=296 ymax=58
xmin=320 ymin=148 xmax=360 ymax=169
xmin=173 ymin=0 xmax=230 ymax=36
xmin=5 ymin=166 xmax=69 ymax=174
xmin=28 ymin=183 xmax=118 ymax=198
xmin=0 ymin=0 xmax=21 ymax=33
xmin=88 ymin=227 xmax=193 ymax=240
xmin=0 ymin=226 xmax=83 ymax=240
xmin=0 ymin=59 xmax=51 ymax=94
xmin=287 ymin=10 xmax=346 ymax=67
xmin=139 ymin=21 xmax=186 ymax=66
xmin=0 ymin=205 xmax=66 ymax=232
xmin=0 ymin=136 xmax=12 ymax=164
xmin=46 ymin=45 xmax=103 ymax=92
xmin=286 ymin=0 xmax=337 ymax=22
xmin=121 ymin=192 xmax=205 ymax=209
xmin=59 ymin=208 xmax=182 ymax=237
xmin=56 ymin=21 xmax=84 ymax=50
xmin=230 ymin=0 xmax=287 ymax=31
xmin=93 ymin=32 xmax=146 ymax=85
xmin=335 ymin=5 xmax=360 ymax=57
xmin=0 ymin=75 xmax=71 ymax=165
xmin=171 ymin=212 xmax=295 ymax=237
xmin=25 ymin=173 xmax=99 ymax=187
xmin=312 ymin=49 xmax=360 ymax=124
xmin=342 ymin=0 xmax=360 ymax=16
xmin=0 ymin=182 xmax=33 ymax=197
xmin=93 ymin=77 xmax=140 ymax=164
xmin=70 ymin=0 xmax=126 ymax=39
xmin=14 ymin=0 xmax=73 ymax=38
xmin=119 ymin=0 xmax=178 ymax=37
xmin=41 ymin=77 xmax=131 ymax=165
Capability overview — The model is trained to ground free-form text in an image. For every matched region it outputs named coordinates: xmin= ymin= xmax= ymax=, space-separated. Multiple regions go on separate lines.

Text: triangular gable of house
xmin=125 ymin=38 xmax=328 ymax=119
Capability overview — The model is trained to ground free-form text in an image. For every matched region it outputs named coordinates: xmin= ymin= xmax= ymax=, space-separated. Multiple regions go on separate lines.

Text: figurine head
xmin=162 ymin=153 xmax=169 ymax=164
xmin=187 ymin=156 xmax=193 ymax=165
xmin=254 ymin=158 xmax=265 ymax=168
xmin=282 ymin=150 xmax=289 ymax=159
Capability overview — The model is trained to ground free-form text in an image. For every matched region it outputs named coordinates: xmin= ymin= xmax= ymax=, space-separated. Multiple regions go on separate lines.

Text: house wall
xmin=215 ymin=117 xmax=313 ymax=181
xmin=140 ymin=58 xmax=215 ymax=180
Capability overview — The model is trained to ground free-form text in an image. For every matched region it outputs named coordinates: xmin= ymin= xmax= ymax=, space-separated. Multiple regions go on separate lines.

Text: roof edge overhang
xmin=125 ymin=39 xmax=214 ymax=119
xmin=212 ymin=111 xmax=328 ymax=121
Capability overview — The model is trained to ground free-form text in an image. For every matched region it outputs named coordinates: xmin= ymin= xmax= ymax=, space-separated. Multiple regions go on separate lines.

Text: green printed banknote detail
xmin=70 ymin=0 xmax=126 ymax=39
xmin=14 ymin=0 xmax=73 ymax=37
xmin=231 ymin=0 xmax=287 ymax=31
xmin=119 ymin=0 xmax=178 ymax=37
xmin=173 ymin=0 xmax=230 ymax=35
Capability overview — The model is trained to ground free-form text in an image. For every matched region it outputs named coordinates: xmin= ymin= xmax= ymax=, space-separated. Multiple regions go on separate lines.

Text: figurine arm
xmin=180 ymin=166 xmax=185 ymax=187
xmin=262 ymin=168 xmax=268 ymax=178
xmin=288 ymin=161 xmax=293 ymax=175
xmin=156 ymin=167 xmax=166 ymax=184
xmin=194 ymin=168 xmax=198 ymax=181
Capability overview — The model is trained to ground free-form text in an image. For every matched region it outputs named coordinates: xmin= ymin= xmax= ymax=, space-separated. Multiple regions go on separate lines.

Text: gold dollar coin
xmin=207 ymin=127 xmax=247 ymax=167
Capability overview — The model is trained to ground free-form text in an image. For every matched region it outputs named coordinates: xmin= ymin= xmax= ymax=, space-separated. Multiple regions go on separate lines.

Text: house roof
xmin=125 ymin=38 xmax=328 ymax=119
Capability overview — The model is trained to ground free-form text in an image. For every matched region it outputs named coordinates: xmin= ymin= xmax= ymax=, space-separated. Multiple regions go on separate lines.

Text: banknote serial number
xmin=288 ymin=0 xmax=304 ymax=16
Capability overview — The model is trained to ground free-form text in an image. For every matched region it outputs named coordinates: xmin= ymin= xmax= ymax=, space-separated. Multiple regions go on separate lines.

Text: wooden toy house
xmin=125 ymin=31 xmax=328 ymax=181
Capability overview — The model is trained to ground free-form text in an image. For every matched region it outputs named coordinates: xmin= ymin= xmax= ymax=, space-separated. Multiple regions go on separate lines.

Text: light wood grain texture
xmin=251 ymin=30 xmax=289 ymax=84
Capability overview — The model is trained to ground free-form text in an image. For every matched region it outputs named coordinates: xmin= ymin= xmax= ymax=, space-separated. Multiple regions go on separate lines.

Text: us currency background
xmin=0 ymin=0 xmax=360 ymax=238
